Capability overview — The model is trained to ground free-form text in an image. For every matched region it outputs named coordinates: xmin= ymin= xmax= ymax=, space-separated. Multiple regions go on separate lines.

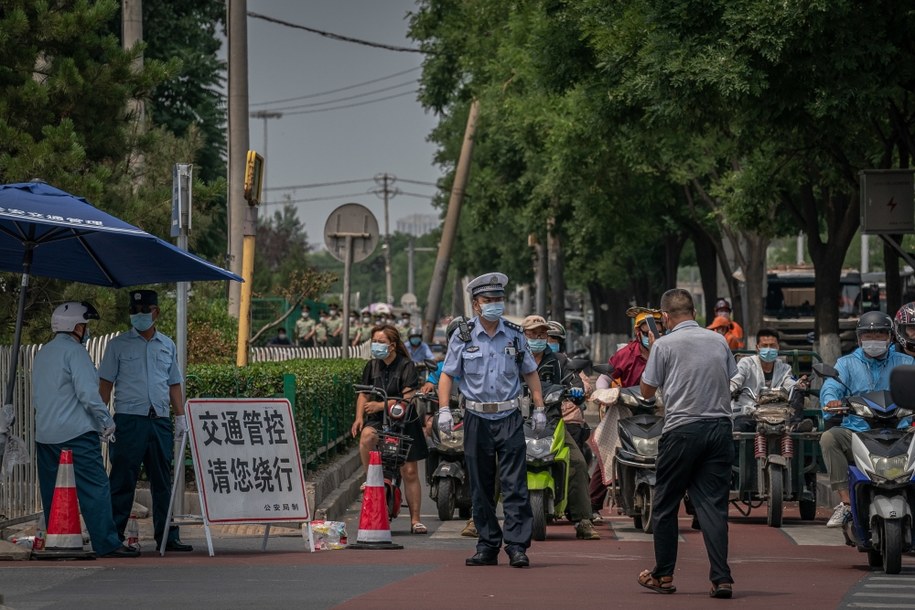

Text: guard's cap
xmin=707 ymin=315 xmax=731 ymax=330
xmin=467 ymin=272 xmax=508 ymax=298
xmin=130 ymin=290 xmax=158 ymax=307
xmin=521 ymin=315 xmax=550 ymax=331
xmin=714 ymin=298 xmax=731 ymax=312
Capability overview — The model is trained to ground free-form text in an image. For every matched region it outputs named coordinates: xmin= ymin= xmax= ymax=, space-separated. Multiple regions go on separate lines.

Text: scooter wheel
xmin=530 ymin=489 xmax=547 ymax=541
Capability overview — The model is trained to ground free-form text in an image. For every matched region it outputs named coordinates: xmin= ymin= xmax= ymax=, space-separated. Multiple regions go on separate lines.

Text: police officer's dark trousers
xmin=109 ymin=413 xmax=179 ymax=545
xmin=651 ymin=418 xmax=734 ymax=585
xmin=464 ymin=409 xmax=532 ymax=554
xmin=37 ymin=432 xmax=123 ymax=556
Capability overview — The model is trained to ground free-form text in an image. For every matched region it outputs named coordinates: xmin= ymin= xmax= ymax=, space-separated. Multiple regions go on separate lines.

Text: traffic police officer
xmin=437 ymin=272 xmax=545 ymax=568
xmin=99 ymin=290 xmax=192 ymax=552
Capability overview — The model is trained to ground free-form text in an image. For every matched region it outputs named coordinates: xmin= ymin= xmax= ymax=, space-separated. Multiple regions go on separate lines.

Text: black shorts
xmin=364 ymin=414 xmax=429 ymax=463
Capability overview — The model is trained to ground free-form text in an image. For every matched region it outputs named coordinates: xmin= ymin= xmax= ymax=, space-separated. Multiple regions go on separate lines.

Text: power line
xmin=264 ymin=178 xmax=374 ymax=192
xmin=248 ymin=11 xmax=428 ymax=54
xmin=283 ymin=89 xmax=417 ymax=116
xmin=250 ymin=67 xmax=421 ymax=108
xmin=263 ymin=79 xmax=418 ymax=112
xmin=396 ymin=178 xmax=440 ymax=187
xmin=262 ymin=192 xmax=374 ymax=206
xmin=398 ymin=191 xmax=440 ymax=200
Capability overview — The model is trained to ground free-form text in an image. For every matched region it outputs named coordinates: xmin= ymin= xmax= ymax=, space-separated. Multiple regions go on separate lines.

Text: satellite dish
xmin=323 ymin=203 xmax=379 ymax=263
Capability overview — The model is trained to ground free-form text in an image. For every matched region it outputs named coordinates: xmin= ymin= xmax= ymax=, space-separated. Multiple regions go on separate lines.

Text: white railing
xmin=0 ymin=333 xmax=369 ymax=522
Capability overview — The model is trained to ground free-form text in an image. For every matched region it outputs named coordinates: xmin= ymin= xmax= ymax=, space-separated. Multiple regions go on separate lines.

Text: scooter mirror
xmin=422 ymin=359 xmax=438 ymax=371
xmin=891 ymin=365 xmax=915 ymax=410
xmin=812 ymin=363 xmax=839 ymax=380
xmin=567 ymin=358 xmax=592 ymax=373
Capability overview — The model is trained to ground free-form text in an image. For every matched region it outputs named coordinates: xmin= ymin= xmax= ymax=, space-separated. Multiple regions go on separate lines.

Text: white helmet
xmin=51 ymin=301 xmax=100 ymax=333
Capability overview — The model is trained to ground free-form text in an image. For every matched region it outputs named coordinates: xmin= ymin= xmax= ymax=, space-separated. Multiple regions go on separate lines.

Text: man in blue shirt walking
xmin=33 ymin=301 xmax=138 ymax=558
xmin=437 ymin=272 xmax=545 ymax=568
xmin=99 ymin=290 xmax=192 ymax=552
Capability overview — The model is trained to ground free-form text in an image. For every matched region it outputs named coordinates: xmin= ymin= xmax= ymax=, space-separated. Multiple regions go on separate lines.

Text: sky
xmin=243 ymin=0 xmax=442 ymax=246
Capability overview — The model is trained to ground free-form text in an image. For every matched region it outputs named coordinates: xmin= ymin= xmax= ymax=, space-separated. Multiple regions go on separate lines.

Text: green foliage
xmin=186 ymin=359 xmax=365 ymax=467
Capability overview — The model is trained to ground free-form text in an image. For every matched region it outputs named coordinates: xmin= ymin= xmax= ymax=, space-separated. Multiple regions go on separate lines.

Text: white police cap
xmin=467 ymin=272 xmax=508 ymax=298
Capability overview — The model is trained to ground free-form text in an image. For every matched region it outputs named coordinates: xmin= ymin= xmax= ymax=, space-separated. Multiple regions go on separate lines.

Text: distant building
xmin=396 ymin=213 xmax=438 ymax=237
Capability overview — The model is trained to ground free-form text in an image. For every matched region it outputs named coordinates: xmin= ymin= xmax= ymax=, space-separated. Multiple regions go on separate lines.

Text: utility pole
xmin=249 ymin=110 xmax=282 ymax=200
xmin=374 ymin=173 xmax=398 ymax=304
xmin=405 ymin=237 xmax=436 ymax=295
xmin=227 ymin=0 xmax=250 ymax=318
xmin=423 ymin=99 xmax=481 ymax=343
xmin=122 ymin=0 xmax=144 ymax=183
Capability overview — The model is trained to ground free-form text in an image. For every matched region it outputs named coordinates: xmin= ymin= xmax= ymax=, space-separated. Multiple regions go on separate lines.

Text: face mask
xmin=528 ymin=338 xmax=547 ymax=353
xmin=362 ymin=319 xmax=371 ymax=324
xmin=758 ymin=347 xmax=778 ymax=362
xmin=640 ymin=335 xmax=650 ymax=348
xmin=480 ymin=302 xmax=504 ymax=321
xmin=547 ymin=342 xmax=559 ymax=353
xmin=716 ymin=310 xmax=730 ymax=319
xmin=278 ymin=333 xmax=287 ymax=341
xmin=862 ymin=340 xmax=888 ymax=358
xmin=80 ymin=326 xmax=90 ymax=345
xmin=130 ymin=313 xmax=154 ymax=332
xmin=409 ymin=337 xmax=421 ymax=346
xmin=371 ymin=342 xmax=390 ymax=359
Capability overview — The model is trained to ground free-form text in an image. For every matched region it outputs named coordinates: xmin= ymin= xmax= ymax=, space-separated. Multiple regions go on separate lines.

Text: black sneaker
xmin=101 ymin=545 xmax=140 ymax=558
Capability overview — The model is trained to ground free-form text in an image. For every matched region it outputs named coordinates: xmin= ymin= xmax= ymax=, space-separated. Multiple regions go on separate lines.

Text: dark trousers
xmin=564 ymin=429 xmax=591 ymax=521
xmin=109 ymin=414 xmax=179 ymax=544
xmin=652 ymin=418 xmax=734 ymax=585
xmin=37 ymin=432 xmax=122 ymax=556
xmin=589 ymin=468 xmax=607 ymax=512
xmin=464 ymin=409 xmax=532 ymax=554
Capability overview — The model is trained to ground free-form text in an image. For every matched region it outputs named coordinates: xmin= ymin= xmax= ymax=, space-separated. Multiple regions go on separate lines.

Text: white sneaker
xmin=826 ymin=503 xmax=850 ymax=528
xmin=591 ymin=511 xmax=604 ymax=525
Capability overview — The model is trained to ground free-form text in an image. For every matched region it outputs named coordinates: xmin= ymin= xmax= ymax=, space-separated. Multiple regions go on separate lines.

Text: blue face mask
xmin=528 ymin=338 xmax=547 ymax=353
xmin=480 ymin=302 xmax=504 ymax=321
xmin=758 ymin=347 xmax=778 ymax=362
xmin=371 ymin=342 xmax=390 ymax=359
xmin=640 ymin=335 xmax=650 ymax=348
xmin=409 ymin=337 xmax=421 ymax=346
xmin=547 ymin=342 xmax=559 ymax=353
xmin=80 ymin=326 xmax=90 ymax=345
xmin=130 ymin=313 xmax=154 ymax=332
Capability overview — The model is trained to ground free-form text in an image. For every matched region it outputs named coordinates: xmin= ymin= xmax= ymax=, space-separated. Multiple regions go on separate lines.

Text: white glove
xmin=100 ymin=424 xmax=117 ymax=444
xmin=175 ymin=415 xmax=188 ymax=437
xmin=437 ymin=409 xmax=454 ymax=436
xmin=532 ymin=408 xmax=547 ymax=433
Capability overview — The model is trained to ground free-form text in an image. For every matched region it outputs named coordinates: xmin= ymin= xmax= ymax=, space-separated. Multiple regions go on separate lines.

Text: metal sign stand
xmin=163 ymin=430 xmax=215 ymax=557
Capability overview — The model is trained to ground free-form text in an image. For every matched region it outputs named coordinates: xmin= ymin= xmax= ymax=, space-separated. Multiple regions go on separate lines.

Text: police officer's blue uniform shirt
xmin=33 ymin=334 xmax=115 ymax=444
xmin=820 ymin=346 xmax=914 ymax=432
xmin=442 ymin=316 xmax=537 ymax=420
xmin=99 ymin=328 xmax=182 ymax=416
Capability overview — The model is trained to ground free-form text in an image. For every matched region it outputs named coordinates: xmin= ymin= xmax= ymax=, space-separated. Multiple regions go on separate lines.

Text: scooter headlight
xmin=438 ymin=429 xmax=464 ymax=450
xmin=632 ymin=436 xmax=659 ymax=458
xmin=526 ymin=437 xmax=554 ymax=460
xmin=544 ymin=389 xmax=564 ymax=404
xmin=869 ymin=454 xmax=913 ymax=483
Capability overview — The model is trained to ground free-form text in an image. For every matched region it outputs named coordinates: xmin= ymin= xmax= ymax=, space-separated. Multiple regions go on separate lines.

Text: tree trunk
xmin=665 ymin=232 xmax=686 ymax=299
xmin=883 ymin=234 xmax=902 ymax=315
xmin=534 ymin=238 xmax=548 ymax=315
xmin=547 ymin=219 xmax=566 ymax=325
xmin=693 ymin=229 xmax=719 ymax=323
xmin=588 ymin=282 xmax=631 ymax=364
xmin=743 ymin=232 xmax=770 ymax=348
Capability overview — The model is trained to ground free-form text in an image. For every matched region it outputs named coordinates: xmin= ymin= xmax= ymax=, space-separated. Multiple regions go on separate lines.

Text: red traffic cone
xmin=348 ymin=451 xmax=402 ymax=550
xmin=33 ymin=449 xmax=94 ymax=559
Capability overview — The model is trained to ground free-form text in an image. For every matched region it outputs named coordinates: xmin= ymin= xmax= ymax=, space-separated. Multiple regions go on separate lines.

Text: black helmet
xmin=856 ymin=311 xmax=893 ymax=336
xmin=546 ymin=320 xmax=566 ymax=339
xmin=446 ymin=316 xmax=466 ymax=339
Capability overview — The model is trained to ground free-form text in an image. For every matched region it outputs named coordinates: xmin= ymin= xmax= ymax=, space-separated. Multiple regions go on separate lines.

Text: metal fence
xmin=0 ymin=334 xmax=369 ymax=523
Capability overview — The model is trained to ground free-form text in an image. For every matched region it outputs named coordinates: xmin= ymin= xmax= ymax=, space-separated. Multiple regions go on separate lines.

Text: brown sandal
xmin=710 ymin=582 xmax=733 ymax=599
xmin=638 ymin=569 xmax=676 ymax=594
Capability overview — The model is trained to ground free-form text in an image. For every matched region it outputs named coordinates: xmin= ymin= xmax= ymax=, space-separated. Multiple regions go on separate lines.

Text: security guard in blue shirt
xmin=437 ymin=273 xmax=545 ymax=568
xmin=99 ymin=290 xmax=192 ymax=552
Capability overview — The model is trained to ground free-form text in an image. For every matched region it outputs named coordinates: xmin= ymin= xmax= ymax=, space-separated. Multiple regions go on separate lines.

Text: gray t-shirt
xmin=641 ymin=319 xmax=736 ymax=433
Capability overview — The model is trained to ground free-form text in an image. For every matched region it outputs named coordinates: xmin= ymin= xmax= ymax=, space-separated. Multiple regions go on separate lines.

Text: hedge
xmin=186 ymin=359 xmax=366 ymax=469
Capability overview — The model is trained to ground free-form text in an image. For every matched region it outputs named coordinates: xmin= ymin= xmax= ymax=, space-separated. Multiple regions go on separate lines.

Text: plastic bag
xmin=309 ymin=520 xmax=348 ymax=550
xmin=3 ymin=434 xmax=30 ymax=477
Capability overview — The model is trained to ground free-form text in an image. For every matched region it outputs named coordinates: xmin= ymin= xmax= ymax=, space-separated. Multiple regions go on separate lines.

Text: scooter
xmin=524 ymin=382 xmax=572 ymax=541
xmin=814 ymin=363 xmax=915 ymax=574
xmin=613 ymin=385 xmax=664 ymax=533
xmin=428 ymin=393 xmax=472 ymax=521
xmin=353 ymin=384 xmax=418 ymax=521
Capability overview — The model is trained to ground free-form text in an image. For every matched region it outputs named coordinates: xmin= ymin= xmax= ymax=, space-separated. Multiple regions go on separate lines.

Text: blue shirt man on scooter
xmin=437 ymin=272 xmax=544 ymax=568
xmin=819 ymin=311 xmax=914 ymax=528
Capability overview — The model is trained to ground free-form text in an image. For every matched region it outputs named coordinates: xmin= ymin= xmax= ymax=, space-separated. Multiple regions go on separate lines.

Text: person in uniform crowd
xmin=314 ymin=310 xmax=330 ymax=347
xmin=406 ymin=326 xmax=434 ymax=364
xmin=348 ymin=312 xmax=363 ymax=346
xmin=99 ymin=290 xmax=192 ymax=553
xmin=713 ymin=298 xmax=744 ymax=350
xmin=638 ymin=289 xmax=736 ymax=598
xmin=295 ymin=306 xmax=316 ymax=347
xmin=325 ymin=306 xmax=343 ymax=347
xmin=523 ymin=315 xmax=599 ymax=540
xmin=819 ymin=311 xmax=915 ymax=528
xmin=267 ymin=327 xmax=291 ymax=346
xmin=893 ymin=302 xmax=915 ymax=357
xmin=351 ymin=324 xmax=429 ymax=534
xmin=33 ymin=302 xmax=139 ymax=558
xmin=360 ymin=313 xmax=374 ymax=344
xmin=437 ymin=272 xmax=544 ymax=568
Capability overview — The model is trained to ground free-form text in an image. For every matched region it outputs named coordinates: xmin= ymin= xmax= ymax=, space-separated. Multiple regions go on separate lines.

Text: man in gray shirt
xmin=637 ymin=288 xmax=736 ymax=599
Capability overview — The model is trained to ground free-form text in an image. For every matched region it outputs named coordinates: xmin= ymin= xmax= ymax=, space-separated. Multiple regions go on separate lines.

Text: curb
xmin=312 ymin=446 xmax=363 ymax=521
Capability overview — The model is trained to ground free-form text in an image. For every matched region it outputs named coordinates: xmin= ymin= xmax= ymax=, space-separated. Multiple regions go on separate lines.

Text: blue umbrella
xmin=0 ymin=182 xmax=241 ymax=464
